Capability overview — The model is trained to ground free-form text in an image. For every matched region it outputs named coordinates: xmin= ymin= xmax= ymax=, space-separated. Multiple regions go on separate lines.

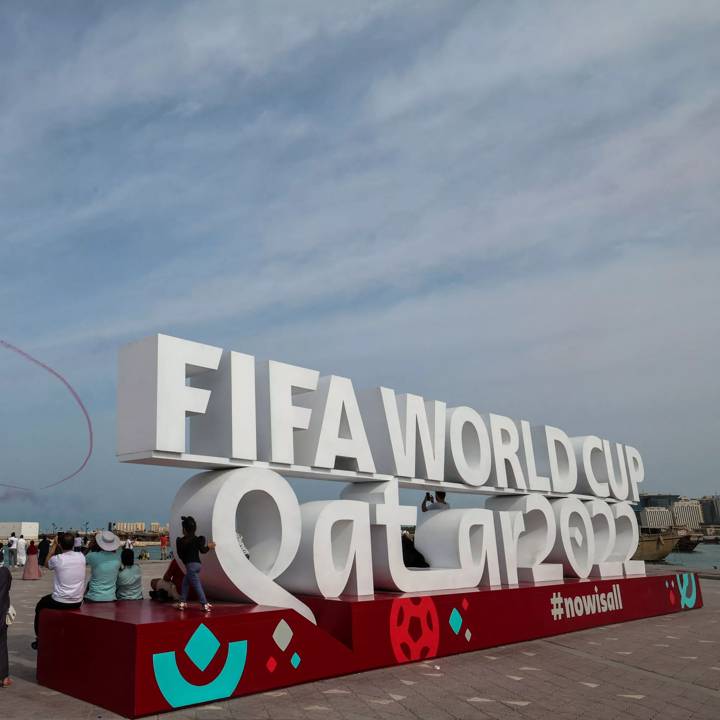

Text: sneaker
xmin=174 ymin=602 xmax=187 ymax=611
xmin=202 ymin=603 xmax=213 ymax=612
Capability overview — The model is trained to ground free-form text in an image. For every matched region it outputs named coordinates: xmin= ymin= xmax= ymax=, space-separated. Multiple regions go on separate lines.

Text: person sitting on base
xmin=421 ymin=490 xmax=450 ymax=512
xmin=85 ymin=531 xmax=121 ymax=602
xmin=32 ymin=532 xmax=85 ymax=650
xmin=116 ymin=549 xmax=143 ymax=600
xmin=149 ymin=558 xmax=186 ymax=603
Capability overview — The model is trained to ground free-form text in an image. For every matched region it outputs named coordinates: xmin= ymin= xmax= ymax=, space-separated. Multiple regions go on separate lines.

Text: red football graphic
xmin=389 ymin=596 xmax=440 ymax=663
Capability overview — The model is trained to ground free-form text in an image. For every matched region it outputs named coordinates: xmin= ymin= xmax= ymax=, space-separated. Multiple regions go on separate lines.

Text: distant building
xmin=638 ymin=493 xmax=680 ymax=509
xmin=639 ymin=507 xmax=672 ymax=529
xmin=113 ymin=521 xmax=146 ymax=533
xmin=700 ymin=496 xmax=720 ymax=524
xmin=150 ymin=522 xmax=168 ymax=533
xmin=670 ymin=499 xmax=703 ymax=529
xmin=0 ymin=521 xmax=40 ymax=541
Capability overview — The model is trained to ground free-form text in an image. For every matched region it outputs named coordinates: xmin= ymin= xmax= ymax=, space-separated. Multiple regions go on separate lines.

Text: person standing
xmin=15 ymin=536 xmax=26 ymax=568
xmin=159 ymin=534 xmax=169 ymax=561
xmin=22 ymin=540 xmax=41 ymax=580
xmin=7 ymin=535 xmax=17 ymax=568
xmin=175 ymin=516 xmax=215 ymax=612
xmin=33 ymin=533 xmax=85 ymax=650
xmin=85 ymin=531 xmax=121 ymax=602
xmin=421 ymin=491 xmax=450 ymax=512
xmin=73 ymin=534 xmax=83 ymax=552
xmin=0 ymin=565 xmax=11 ymax=687
xmin=37 ymin=535 xmax=50 ymax=567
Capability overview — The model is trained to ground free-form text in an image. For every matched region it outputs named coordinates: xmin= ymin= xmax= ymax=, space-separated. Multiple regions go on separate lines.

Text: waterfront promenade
xmin=2 ymin=564 xmax=718 ymax=720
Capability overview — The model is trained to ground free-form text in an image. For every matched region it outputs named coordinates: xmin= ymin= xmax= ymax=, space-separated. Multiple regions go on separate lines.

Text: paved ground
xmin=2 ymin=563 xmax=719 ymax=720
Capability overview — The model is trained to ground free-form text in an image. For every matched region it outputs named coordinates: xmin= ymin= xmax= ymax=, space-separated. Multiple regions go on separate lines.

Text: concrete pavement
xmin=1 ymin=563 xmax=718 ymax=720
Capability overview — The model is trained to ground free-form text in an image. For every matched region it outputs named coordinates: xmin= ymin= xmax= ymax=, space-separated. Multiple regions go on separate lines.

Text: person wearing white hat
xmin=84 ymin=531 xmax=122 ymax=602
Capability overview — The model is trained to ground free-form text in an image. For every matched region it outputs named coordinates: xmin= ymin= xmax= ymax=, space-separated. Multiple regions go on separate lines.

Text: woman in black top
xmin=175 ymin=516 xmax=215 ymax=612
xmin=0 ymin=566 xmax=12 ymax=687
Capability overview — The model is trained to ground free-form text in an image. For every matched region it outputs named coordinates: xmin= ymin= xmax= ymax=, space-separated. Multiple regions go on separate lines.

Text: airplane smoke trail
xmin=0 ymin=339 xmax=93 ymax=492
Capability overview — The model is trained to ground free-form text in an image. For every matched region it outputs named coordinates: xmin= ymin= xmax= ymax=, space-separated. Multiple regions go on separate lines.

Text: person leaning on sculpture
xmin=84 ymin=531 xmax=122 ymax=602
xmin=175 ymin=516 xmax=216 ymax=612
xmin=32 ymin=532 xmax=86 ymax=650
xmin=0 ymin=565 xmax=12 ymax=688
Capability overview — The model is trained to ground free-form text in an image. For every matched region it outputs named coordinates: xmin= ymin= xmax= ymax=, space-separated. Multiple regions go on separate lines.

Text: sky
xmin=1 ymin=1 xmax=719 ymax=530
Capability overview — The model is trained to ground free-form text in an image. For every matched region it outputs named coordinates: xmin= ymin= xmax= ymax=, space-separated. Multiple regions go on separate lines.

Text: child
xmin=116 ymin=549 xmax=143 ymax=600
xmin=175 ymin=516 xmax=215 ymax=612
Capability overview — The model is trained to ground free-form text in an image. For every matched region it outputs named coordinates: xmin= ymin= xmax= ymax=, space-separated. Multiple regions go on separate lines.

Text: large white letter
xmin=170 ymin=467 xmax=315 ymax=622
xmin=294 ymin=376 xmax=375 ymax=472
xmin=486 ymin=495 xmax=563 ymax=583
xmin=624 ymin=446 xmax=644 ymax=502
xmin=533 ymin=426 xmax=577 ymax=494
xmin=278 ymin=500 xmax=374 ymax=596
xmin=341 ymin=480 xmax=484 ymax=591
xmin=445 ymin=406 xmax=492 ymax=486
xmin=487 ymin=414 xmax=526 ymax=489
xmin=548 ymin=497 xmax=595 ymax=578
xmin=117 ymin=334 xmax=222 ymax=456
xmin=359 ymin=388 xmax=446 ymax=480
xmin=521 ymin=421 xmax=550 ymax=492
xmin=607 ymin=442 xmax=630 ymax=501
xmin=572 ymin=436 xmax=610 ymax=498
xmin=190 ymin=350 xmax=257 ymax=461
xmin=256 ymin=360 xmax=319 ymax=464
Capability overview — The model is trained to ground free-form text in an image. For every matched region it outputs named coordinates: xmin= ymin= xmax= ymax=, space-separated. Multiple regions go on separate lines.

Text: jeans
xmin=181 ymin=562 xmax=207 ymax=605
xmin=8 ymin=550 xmax=17 ymax=567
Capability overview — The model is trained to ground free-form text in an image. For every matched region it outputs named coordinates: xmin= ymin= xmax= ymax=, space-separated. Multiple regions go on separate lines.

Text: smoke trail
xmin=0 ymin=339 xmax=93 ymax=491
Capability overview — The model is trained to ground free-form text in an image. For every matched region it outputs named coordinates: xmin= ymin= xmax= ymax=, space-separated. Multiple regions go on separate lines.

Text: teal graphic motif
xmin=152 ymin=623 xmax=248 ymax=708
xmin=448 ymin=608 xmax=463 ymax=635
xmin=676 ymin=573 xmax=697 ymax=610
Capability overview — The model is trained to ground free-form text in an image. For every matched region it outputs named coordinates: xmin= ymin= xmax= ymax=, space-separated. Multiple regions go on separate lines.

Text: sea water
xmin=663 ymin=542 xmax=720 ymax=571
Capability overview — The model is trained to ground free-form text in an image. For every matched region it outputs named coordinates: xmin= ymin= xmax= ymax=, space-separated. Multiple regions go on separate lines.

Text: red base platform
xmin=37 ymin=572 xmax=702 ymax=718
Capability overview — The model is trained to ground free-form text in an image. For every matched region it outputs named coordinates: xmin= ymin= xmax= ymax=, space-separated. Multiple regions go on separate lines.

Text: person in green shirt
xmin=85 ymin=531 xmax=121 ymax=602
xmin=116 ymin=549 xmax=142 ymax=600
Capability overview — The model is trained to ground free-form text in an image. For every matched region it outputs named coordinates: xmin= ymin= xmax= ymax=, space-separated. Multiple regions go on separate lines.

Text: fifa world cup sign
xmin=117 ymin=334 xmax=646 ymax=623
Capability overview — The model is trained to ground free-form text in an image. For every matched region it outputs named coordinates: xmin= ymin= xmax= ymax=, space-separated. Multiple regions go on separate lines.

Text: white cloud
xmin=1 ymin=1 xmax=719 ymax=521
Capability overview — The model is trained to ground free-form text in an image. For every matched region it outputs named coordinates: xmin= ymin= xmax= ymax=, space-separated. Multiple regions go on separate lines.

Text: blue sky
xmin=1 ymin=1 xmax=719 ymax=530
